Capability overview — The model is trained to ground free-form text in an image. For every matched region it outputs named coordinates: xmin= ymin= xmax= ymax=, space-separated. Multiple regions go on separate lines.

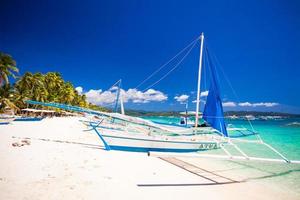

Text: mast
xmin=185 ymin=101 xmax=188 ymax=127
xmin=195 ymin=32 xmax=204 ymax=127
xmin=120 ymin=89 xmax=125 ymax=115
xmin=114 ymin=79 xmax=125 ymax=115
xmin=114 ymin=80 xmax=121 ymax=113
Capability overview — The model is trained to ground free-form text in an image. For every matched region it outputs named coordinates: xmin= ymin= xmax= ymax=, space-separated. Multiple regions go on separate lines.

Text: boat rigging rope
xmin=108 ymin=79 xmax=121 ymax=91
xmin=205 ymin=42 xmax=261 ymax=142
xmin=135 ymin=36 xmax=200 ymax=90
xmin=203 ymin=44 xmax=208 ymax=93
xmin=142 ymin=39 xmax=198 ymax=92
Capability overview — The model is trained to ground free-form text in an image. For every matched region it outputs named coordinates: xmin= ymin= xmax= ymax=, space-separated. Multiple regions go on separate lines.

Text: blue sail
xmin=203 ymin=48 xmax=228 ymax=137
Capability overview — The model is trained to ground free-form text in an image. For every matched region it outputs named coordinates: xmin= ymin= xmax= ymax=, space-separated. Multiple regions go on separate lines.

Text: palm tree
xmin=0 ymin=53 xmax=19 ymax=113
xmin=0 ymin=53 xmax=19 ymax=86
xmin=13 ymin=72 xmax=34 ymax=108
xmin=72 ymin=91 xmax=88 ymax=107
xmin=14 ymin=72 xmax=34 ymax=97
xmin=59 ymin=82 xmax=76 ymax=104
xmin=12 ymin=70 xmax=90 ymax=110
xmin=0 ymin=84 xmax=19 ymax=112
xmin=14 ymin=72 xmax=49 ymax=108
xmin=13 ymin=89 xmax=28 ymax=109
xmin=33 ymin=78 xmax=46 ymax=102
xmin=44 ymin=72 xmax=64 ymax=102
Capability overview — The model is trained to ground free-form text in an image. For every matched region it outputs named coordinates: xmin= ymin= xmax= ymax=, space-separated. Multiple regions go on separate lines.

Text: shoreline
xmin=0 ymin=117 xmax=299 ymax=200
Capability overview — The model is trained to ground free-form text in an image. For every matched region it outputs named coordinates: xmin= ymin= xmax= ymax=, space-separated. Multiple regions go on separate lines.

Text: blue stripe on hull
xmin=14 ymin=118 xmax=43 ymax=121
xmin=0 ymin=122 xmax=10 ymax=125
xmin=109 ymin=145 xmax=203 ymax=153
xmin=102 ymin=134 xmax=216 ymax=145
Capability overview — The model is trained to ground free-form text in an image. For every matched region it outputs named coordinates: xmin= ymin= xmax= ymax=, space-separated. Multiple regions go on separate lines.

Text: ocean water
xmin=227 ymin=118 xmax=300 ymax=160
xmin=142 ymin=116 xmax=300 ymax=160
xmin=142 ymin=116 xmax=300 ymax=193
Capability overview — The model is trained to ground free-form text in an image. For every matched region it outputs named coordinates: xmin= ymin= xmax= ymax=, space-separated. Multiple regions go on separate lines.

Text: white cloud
xmin=110 ymin=86 xmax=119 ymax=91
xmin=83 ymin=87 xmax=167 ymax=105
xmin=222 ymin=101 xmax=237 ymax=107
xmin=238 ymin=102 xmax=279 ymax=107
xmin=252 ymin=102 xmax=279 ymax=107
xmin=192 ymin=99 xmax=206 ymax=103
xmin=144 ymin=89 xmax=157 ymax=95
xmin=200 ymin=90 xmax=209 ymax=97
xmin=190 ymin=90 xmax=208 ymax=104
xmin=174 ymin=94 xmax=189 ymax=104
xmin=124 ymin=88 xmax=167 ymax=103
xmin=75 ymin=86 xmax=83 ymax=95
xmin=238 ymin=102 xmax=252 ymax=107
xmin=85 ymin=89 xmax=118 ymax=105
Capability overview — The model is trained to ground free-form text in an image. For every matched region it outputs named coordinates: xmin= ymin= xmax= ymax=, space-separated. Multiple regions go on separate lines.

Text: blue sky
xmin=1 ymin=0 xmax=300 ymax=113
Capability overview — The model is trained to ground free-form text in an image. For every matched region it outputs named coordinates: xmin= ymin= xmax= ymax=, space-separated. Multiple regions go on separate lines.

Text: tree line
xmin=0 ymin=52 xmax=107 ymax=113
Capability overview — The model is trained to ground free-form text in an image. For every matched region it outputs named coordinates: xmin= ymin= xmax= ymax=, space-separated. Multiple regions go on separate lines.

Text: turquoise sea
xmin=143 ymin=116 xmax=300 ymax=160
xmin=142 ymin=116 xmax=300 ymax=193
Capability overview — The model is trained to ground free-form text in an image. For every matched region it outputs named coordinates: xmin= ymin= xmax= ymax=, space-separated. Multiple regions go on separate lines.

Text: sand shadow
xmin=146 ymin=157 xmax=241 ymax=187
xmin=137 ymin=181 xmax=238 ymax=187
xmin=12 ymin=136 xmax=105 ymax=150
xmin=228 ymin=160 xmax=300 ymax=181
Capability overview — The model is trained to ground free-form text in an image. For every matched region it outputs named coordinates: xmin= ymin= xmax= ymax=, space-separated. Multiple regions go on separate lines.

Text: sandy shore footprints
xmin=12 ymin=139 xmax=31 ymax=147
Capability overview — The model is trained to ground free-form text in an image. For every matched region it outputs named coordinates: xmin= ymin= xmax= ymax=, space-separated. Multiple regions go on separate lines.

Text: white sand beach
xmin=0 ymin=117 xmax=299 ymax=200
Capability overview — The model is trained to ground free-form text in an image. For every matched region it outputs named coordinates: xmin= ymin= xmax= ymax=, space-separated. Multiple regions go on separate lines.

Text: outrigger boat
xmin=0 ymin=118 xmax=14 ymax=125
xmin=0 ymin=114 xmax=15 ymax=125
xmin=26 ymin=33 xmax=300 ymax=164
xmin=27 ymin=99 xmax=224 ymax=152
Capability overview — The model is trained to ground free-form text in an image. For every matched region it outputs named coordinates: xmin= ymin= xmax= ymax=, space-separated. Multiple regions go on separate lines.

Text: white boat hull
xmin=98 ymin=129 xmax=220 ymax=152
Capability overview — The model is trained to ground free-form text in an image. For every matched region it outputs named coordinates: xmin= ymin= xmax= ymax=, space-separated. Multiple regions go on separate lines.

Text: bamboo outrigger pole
xmin=148 ymin=152 xmax=300 ymax=164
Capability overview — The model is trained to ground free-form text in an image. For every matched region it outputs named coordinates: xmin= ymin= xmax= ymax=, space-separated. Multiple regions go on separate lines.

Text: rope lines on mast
xmin=109 ymin=79 xmax=122 ymax=91
xmin=142 ymin=39 xmax=198 ymax=92
xmin=205 ymin=42 xmax=261 ymax=141
xmin=134 ymin=36 xmax=200 ymax=90
xmin=202 ymin=44 xmax=209 ymax=97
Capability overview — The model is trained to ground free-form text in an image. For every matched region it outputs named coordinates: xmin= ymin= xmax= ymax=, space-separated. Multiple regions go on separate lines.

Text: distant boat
xmin=285 ymin=122 xmax=300 ymax=127
xmin=244 ymin=115 xmax=256 ymax=121
xmin=0 ymin=114 xmax=15 ymax=125
xmin=227 ymin=115 xmax=239 ymax=120
xmin=259 ymin=116 xmax=284 ymax=121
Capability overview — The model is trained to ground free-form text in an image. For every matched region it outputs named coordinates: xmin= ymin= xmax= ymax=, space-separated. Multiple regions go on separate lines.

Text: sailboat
xmin=79 ymin=32 xmax=228 ymax=152
xmin=26 ymin=33 xmax=300 ymax=163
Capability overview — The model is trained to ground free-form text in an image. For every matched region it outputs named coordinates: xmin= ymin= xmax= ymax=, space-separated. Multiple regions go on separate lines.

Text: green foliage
xmin=88 ymin=103 xmax=110 ymax=112
xmin=13 ymin=72 xmax=89 ymax=109
xmin=0 ymin=51 xmax=108 ymax=112
xmin=125 ymin=110 xmax=181 ymax=117
xmin=0 ymin=84 xmax=19 ymax=112
xmin=0 ymin=53 xmax=19 ymax=86
xmin=0 ymin=52 xmax=19 ymax=111
xmin=0 ymin=52 xmax=117 ymax=114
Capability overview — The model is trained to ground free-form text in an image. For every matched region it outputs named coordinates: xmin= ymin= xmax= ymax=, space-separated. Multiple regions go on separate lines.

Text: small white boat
xmin=0 ymin=115 xmax=15 ymax=125
xmin=244 ymin=115 xmax=256 ymax=120
xmin=96 ymin=127 xmax=221 ymax=152
xmin=0 ymin=119 xmax=13 ymax=125
xmin=85 ymin=33 xmax=228 ymax=152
